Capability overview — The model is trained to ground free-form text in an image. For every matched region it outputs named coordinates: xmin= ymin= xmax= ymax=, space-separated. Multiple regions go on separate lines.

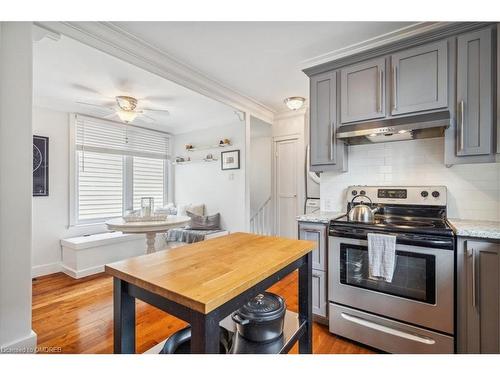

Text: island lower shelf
xmin=144 ymin=310 xmax=305 ymax=354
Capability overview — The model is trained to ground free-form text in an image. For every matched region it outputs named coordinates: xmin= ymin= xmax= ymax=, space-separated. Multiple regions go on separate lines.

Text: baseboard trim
xmin=61 ymin=264 xmax=104 ymax=279
xmin=0 ymin=330 xmax=37 ymax=353
xmin=313 ymin=314 xmax=329 ymax=326
xmin=31 ymin=262 xmax=62 ymax=278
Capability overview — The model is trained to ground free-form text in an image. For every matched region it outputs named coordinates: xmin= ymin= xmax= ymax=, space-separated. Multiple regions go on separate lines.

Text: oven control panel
xmin=346 ymin=186 xmax=447 ymax=206
xmin=377 ymin=189 xmax=407 ymax=199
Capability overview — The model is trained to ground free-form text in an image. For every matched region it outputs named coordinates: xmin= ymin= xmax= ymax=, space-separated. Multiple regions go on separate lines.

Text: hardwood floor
xmin=32 ymin=271 xmax=375 ymax=354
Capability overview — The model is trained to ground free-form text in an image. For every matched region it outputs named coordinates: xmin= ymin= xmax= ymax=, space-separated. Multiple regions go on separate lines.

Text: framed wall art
xmin=33 ymin=135 xmax=49 ymax=196
xmin=221 ymin=149 xmax=240 ymax=170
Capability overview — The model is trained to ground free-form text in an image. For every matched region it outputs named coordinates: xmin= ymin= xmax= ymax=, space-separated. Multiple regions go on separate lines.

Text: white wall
xmin=0 ymin=22 xmax=37 ymax=351
xmin=174 ymin=122 xmax=246 ymax=232
xmin=321 ymin=137 xmax=500 ymax=221
xmin=31 ymin=107 xmax=109 ymax=276
xmin=249 ymin=117 xmax=272 ymax=217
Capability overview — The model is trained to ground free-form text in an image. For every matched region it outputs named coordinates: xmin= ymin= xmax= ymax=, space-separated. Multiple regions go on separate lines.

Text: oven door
xmin=328 ymin=236 xmax=454 ymax=334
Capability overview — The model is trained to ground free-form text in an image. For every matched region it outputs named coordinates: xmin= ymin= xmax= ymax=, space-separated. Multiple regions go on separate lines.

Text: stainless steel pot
xmin=348 ymin=194 xmax=379 ymax=223
xmin=231 ymin=293 xmax=286 ymax=343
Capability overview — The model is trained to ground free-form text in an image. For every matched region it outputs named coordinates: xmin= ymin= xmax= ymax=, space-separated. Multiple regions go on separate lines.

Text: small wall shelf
xmin=184 ymin=141 xmax=232 ymax=152
xmin=173 ymin=158 xmax=219 ymax=165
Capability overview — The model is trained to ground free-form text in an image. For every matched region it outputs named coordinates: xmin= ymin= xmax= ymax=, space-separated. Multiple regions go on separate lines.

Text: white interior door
xmin=275 ymin=138 xmax=298 ymax=239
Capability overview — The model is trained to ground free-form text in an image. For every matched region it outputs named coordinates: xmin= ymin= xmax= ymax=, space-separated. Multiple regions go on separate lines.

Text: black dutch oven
xmin=159 ymin=326 xmax=232 ymax=354
xmin=231 ymin=292 xmax=286 ymax=343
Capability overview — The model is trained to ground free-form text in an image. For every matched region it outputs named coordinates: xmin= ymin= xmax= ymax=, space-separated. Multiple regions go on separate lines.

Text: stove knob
xmin=421 ymin=191 xmax=429 ymax=198
xmin=432 ymin=191 xmax=440 ymax=198
xmin=351 ymin=190 xmax=358 ymax=196
xmin=360 ymin=190 xmax=366 ymax=195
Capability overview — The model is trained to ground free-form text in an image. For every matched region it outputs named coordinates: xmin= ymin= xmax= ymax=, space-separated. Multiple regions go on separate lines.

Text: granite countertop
xmin=447 ymin=218 xmax=500 ymax=240
xmin=296 ymin=211 xmax=345 ymax=224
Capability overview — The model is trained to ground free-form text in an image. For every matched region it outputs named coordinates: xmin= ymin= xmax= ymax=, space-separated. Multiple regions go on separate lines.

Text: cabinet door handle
xmin=340 ymin=313 xmax=436 ymax=345
xmin=392 ymin=65 xmax=398 ymax=111
xmin=378 ymin=68 xmax=383 ymax=113
xmin=468 ymin=246 xmax=478 ymax=311
xmin=458 ymin=100 xmax=465 ymax=152
xmin=329 ymin=120 xmax=335 ymax=161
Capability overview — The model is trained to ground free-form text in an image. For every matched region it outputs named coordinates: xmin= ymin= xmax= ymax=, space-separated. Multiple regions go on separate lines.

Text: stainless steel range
xmin=328 ymin=186 xmax=455 ymax=354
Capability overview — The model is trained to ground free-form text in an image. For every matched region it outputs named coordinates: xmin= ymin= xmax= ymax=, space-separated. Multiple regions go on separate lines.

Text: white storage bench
xmin=60 ymin=232 xmax=147 ymax=279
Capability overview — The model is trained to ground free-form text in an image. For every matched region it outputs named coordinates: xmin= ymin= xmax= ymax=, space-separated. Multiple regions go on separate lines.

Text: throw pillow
xmin=186 ymin=212 xmax=221 ymax=230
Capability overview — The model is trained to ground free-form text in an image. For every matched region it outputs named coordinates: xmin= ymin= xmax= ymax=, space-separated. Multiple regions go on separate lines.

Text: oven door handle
xmin=329 ymin=229 xmax=453 ymax=249
xmin=340 ymin=313 xmax=436 ymax=345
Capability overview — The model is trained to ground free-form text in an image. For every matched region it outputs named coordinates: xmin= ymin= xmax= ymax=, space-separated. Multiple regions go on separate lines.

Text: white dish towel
xmin=367 ymin=233 xmax=397 ymax=282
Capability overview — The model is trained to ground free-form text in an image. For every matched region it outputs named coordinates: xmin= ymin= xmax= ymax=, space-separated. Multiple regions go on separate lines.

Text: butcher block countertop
xmin=105 ymin=232 xmax=315 ymax=314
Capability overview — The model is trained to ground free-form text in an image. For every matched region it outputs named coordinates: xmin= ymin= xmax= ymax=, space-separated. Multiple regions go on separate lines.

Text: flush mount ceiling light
xmin=284 ymin=96 xmax=306 ymax=111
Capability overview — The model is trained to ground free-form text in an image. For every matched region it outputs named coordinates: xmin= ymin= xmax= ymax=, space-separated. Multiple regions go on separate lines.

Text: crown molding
xmin=32 ymin=24 xmax=61 ymax=42
xmin=35 ymin=21 xmax=276 ymax=124
xmin=303 ymin=21 xmax=496 ymax=76
xmin=300 ymin=22 xmax=445 ymax=70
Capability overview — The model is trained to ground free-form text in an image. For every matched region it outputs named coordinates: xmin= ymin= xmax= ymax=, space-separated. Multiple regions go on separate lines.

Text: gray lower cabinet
xmin=310 ymin=70 xmax=346 ymax=172
xmin=312 ymin=270 xmax=327 ymax=318
xmin=457 ymin=238 xmax=500 ymax=353
xmin=456 ymin=28 xmax=494 ymax=156
xmin=390 ymin=40 xmax=448 ymax=116
xmin=298 ymin=222 xmax=327 ymax=270
xmin=340 ymin=57 xmax=386 ymax=124
xmin=298 ymin=222 xmax=328 ymax=320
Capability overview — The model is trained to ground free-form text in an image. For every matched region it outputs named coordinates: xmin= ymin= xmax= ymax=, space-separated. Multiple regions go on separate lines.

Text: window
xmin=71 ymin=115 xmax=170 ymax=224
xmin=133 ymin=156 xmax=165 ymax=210
xmin=77 ymin=151 xmax=123 ymax=221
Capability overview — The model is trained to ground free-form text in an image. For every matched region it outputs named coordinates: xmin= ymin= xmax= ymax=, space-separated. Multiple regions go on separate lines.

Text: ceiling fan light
xmin=117 ymin=110 xmax=138 ymax=123
xmin=284 ymin=96 xmax=306 ymax=111
xmin=116 ymin=96 xmax=137 ymax=111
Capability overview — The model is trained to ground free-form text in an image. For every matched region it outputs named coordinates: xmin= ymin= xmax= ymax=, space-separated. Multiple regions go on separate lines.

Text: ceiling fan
xmin=76 ymin=95 xmax=170 ymax=124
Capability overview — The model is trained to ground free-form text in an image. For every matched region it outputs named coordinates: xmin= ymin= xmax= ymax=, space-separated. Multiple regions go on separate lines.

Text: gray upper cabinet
xmin=310 ymin=71 xmax=337 ymax=168
xmin=310 ymin=70 xmax=347 ymax=172
xmin=456 ymin=28 xmax=493 ymax=156
xmin=457 ymin=238 xmax=500 ymax=353
xmin=340 ymin=57 xmax=385 ymax=124
xmin=497 ymin=25 xmax=500 ymax=155
xmin=304 ymin=22 xmax=497 ymax=167
xmin=390 ymin=40 xmax=448 ymax=116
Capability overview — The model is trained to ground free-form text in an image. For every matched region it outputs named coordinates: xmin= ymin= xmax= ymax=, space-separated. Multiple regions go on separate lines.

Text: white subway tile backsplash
xmin=320 ymin=137 xmax=500 ymax=221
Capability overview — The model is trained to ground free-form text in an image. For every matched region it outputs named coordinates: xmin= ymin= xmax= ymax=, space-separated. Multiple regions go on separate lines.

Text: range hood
xmin=336 ymin=110 xmax=450 ymax=145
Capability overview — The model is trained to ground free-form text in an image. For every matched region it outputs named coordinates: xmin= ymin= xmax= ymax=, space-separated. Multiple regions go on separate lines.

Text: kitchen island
xmin=105 ymin=232 xmax=315 ymax=354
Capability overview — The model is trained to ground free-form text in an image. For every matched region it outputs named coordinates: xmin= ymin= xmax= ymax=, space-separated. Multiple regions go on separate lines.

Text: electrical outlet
xmin=324 ymin=198 xmax=334 ymax=211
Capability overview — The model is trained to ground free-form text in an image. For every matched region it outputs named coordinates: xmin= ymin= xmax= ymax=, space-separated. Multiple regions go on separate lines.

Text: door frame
xmin=273 ymin=134 xmax=302 ymax=239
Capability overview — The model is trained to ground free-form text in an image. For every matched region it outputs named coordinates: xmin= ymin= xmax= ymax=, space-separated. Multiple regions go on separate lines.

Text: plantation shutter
xmin=74 ymin=115 xmax=170 ymax=222
xmin=133 ymin=157 xmax=165 ymax=210
xmin=77 ymin=150 xmax=123 ymax=221
xmin=75 ymin=114 xmax=170 ymax=159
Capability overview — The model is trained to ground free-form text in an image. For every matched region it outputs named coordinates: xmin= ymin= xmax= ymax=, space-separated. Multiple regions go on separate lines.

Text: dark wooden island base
xmin=106 ymin=232 xmax=315 ymax=354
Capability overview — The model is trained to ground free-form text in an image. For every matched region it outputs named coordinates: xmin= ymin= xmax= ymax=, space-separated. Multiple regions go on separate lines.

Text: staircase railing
xmin=249 ymin=197 xmax=273 ymax=235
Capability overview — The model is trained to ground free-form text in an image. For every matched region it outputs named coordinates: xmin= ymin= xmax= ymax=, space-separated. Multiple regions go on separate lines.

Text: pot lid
xmin=236 ymin=292 xmax=286 ymax=322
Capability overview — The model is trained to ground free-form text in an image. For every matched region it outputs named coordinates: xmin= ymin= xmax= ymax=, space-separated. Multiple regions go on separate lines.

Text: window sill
xmin=67 ymin=221 xmax=109 ymax=230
